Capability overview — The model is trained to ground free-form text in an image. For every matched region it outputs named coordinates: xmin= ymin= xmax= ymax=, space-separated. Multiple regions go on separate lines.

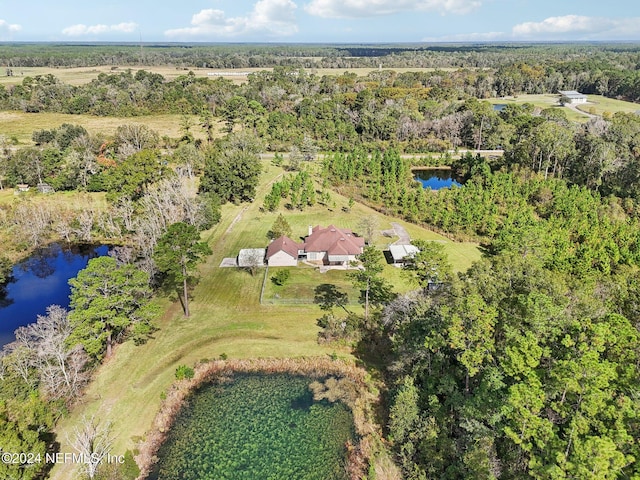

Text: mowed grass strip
xmin=49 ymin=160 xmax=482 ymax=479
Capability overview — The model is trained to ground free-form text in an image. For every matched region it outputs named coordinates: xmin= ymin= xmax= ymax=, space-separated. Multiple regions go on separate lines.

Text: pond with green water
xmin=149 ymin=374 xmax=355 ymax=480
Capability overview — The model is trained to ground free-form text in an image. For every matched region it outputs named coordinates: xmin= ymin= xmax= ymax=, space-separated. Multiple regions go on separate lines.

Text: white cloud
xmin=165 ymin=0 xmax=298 ymax=38
xmin=0 ymin=19 xmax=22 ymax=33
xmin=62 ymin=22 xmax=138 ymax=36
xmin=512 ymin=15 xmax=640 ymax=40
xmin=304 ymin=0 xmax=481 ymax=19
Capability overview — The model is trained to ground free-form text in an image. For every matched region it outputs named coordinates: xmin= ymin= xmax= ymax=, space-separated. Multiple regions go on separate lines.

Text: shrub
xmin=175 ymin=365 xmax=195 ymax=380
xmin=271 ymin=269 xmax=291 ymax=286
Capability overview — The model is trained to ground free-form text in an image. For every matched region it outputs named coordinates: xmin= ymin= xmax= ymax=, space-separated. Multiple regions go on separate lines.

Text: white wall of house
xmin=307 ymin=251 xmax=327 ymax=262
xmin=267 ymin=251 xmax=298 ymax=267
xmin=327 ymin=254 xmax=355 ymax=265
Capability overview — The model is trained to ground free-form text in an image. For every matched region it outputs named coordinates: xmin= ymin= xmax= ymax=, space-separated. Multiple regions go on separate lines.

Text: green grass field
xmin=487 ymin=94 xmax=589 ymax=123
xmin=47 ymin=161 xmax=482 ymax=479
xmin=263 ymin=266 xmax=362 ymax=306
xmin=575 ymin=94 xmax=640 ymax=117
xmin=488 ymin=93 xmax=640 ymax=123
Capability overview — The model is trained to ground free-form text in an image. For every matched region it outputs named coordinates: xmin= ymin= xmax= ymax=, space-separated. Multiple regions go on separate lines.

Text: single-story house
xmin=559 ymin=90 xmax=587 ymax=105
xmin=265 ymin=225 xmax=365 ymax=267
xmin=303 ymin=225 xmax=365 ymax=266
xmin=266 ymin=236 xmax=302 ymax=267
xmin=237 ymin=248 xmax=266 ymax=268
xmin=389 ymin=244 xmax=420 ymax=264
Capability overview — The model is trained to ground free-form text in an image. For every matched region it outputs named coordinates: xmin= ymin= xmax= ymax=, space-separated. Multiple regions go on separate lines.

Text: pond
xmin=0 ymin=243 xmax=109 ymax=347
xmin=149 ymin=374 xmax=355 ymax=480
xmin=414 ymin=168 xmax=462 ymax=190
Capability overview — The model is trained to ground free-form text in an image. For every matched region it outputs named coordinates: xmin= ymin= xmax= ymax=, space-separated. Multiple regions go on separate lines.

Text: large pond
xmin=414 ymin=168 xmax=462 ymax=190
xmin=149 ymin=374 xmax=355 ymax=480
xmin=0 ymin=243 xmax=109 ymax=347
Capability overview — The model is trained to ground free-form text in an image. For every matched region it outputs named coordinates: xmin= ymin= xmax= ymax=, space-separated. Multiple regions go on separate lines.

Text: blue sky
xmin=1 ymin=0 xmax=639 ymax=43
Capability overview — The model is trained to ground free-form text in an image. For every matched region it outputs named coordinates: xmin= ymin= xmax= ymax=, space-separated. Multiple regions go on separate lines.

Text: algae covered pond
xmin=149 ymin=374 xmax=355 ymax=480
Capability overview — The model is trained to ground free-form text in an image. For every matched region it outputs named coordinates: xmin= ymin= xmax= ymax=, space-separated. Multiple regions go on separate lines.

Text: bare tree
xmin=0 ymin=134 xmax=10 ymax=190
xmin=68 ymin=415 xmax=114 ymax=479
xmin=3 ymin=343 xmax=37 ymax=387
xmin=73 ymin=209 xmax=95 ymax=242
xmin=53 ymin=207 xmax=75 ymax=244
xmin=357 ymin=215 xmax=379 ymax=245
xmin=114 ymin=124 xmax=159 ymax=159
xmin=14 ymin=305 xmax=89 ymax=401
xmin=243 ymin=249 xmax=265 ymax=277
xmin=0 ymin=350 xmax=6 ymax=381
xmin=13 ymin=202 xmax=53 ymax=247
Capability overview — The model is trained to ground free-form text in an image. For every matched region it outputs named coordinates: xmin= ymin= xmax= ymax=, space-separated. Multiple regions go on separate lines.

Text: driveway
xmin=390 ymin=222 xmax=411 ymax=245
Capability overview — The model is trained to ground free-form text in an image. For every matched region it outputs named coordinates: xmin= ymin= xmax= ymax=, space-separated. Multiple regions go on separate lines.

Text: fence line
xmin=259 ymin=265 xmax=269 ymax=304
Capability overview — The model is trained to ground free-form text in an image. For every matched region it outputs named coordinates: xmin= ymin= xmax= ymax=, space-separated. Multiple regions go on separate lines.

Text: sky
xmin=0 ymin=0 xmax=639 ymax=43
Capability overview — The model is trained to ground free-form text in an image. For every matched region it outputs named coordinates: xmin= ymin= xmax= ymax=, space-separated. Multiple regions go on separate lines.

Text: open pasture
xmin=0 ymin=110 xmax=215 ymax=144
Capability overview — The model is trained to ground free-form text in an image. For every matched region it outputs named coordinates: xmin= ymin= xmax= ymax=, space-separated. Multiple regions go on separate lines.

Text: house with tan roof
xmin=266 ymin=225 xmax=365 ymax=267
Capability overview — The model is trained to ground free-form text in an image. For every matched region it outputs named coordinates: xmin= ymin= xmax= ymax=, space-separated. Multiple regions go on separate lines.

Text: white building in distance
xmin=559 ymin=90 xmax=588 ymax=105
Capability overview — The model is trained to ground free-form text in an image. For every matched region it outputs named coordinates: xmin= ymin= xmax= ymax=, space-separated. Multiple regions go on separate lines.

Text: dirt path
xmin=224 ymin=206 xmax=248 ymax=236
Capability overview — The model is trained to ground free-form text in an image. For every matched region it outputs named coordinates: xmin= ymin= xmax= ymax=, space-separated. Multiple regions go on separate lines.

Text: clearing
xmin=0 ymin=111 xmax=221 ymax=145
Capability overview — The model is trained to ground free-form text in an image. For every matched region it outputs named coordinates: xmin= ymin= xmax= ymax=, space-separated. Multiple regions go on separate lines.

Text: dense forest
xmin=1 ymin=43 xmax=640 ymax=479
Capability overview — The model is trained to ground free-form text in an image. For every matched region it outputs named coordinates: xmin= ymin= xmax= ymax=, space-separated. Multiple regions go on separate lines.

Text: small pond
xmin=0 ymin=243 xmax=109 ymax=347
xmin=493 ymin=103 xmax=507 ymax=112
xmin=149 ymin=374 xmax=355 ymax=480
xmin=414 ymin=168 xmax=462 ymax=190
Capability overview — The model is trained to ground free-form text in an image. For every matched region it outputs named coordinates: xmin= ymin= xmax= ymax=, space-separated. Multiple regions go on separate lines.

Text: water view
xmin=0 ymin=243 xmax=109 ymax=347
xmin=150 ymin=374 xmax=355 ymax=480
xmin=414 ymin=168 xmax=462 ymax=190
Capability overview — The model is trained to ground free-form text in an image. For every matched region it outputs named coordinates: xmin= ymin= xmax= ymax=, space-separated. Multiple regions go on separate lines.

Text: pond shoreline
xmin=0 ymin=242 xmax=110 ymax=348
xmin=409 ymin=165 xmax=452 ymax=171
xmin=137 ymin=357 xmax=381 ymax=480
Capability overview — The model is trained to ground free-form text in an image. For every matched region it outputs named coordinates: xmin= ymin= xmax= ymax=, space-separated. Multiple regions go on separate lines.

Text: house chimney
xmin=308 ymin=225 xmax=313 ymax=237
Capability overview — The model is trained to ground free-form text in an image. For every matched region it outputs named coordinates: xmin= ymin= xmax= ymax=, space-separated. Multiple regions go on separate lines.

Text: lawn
xmin=48 ymin=159 xmax=482 ymax=479
xmin=487 ymin=94 xmax=589 ymax=123
xmin=488 ymin=93 xmax=640 ymax=123
xmin=263 ymin=266 xmax=363 ymax=306
xmin=575 ymin=94 xmax=640 ymax=117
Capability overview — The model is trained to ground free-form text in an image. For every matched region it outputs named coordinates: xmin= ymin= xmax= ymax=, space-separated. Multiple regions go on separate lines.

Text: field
xmin=0 ymin=65 xmax=461 ymax=88
xmin=0 ymin=111 xmax=217 ymax=145
xmin=575 ymin=94 xmax=640 ymax=116
xmin=487 ymin=94 xmax=590 ymax=123
xmin=488 ymin=93 xmax=640 ymax=123
xmin=47 ymin=160 xmax=481 ymax=479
